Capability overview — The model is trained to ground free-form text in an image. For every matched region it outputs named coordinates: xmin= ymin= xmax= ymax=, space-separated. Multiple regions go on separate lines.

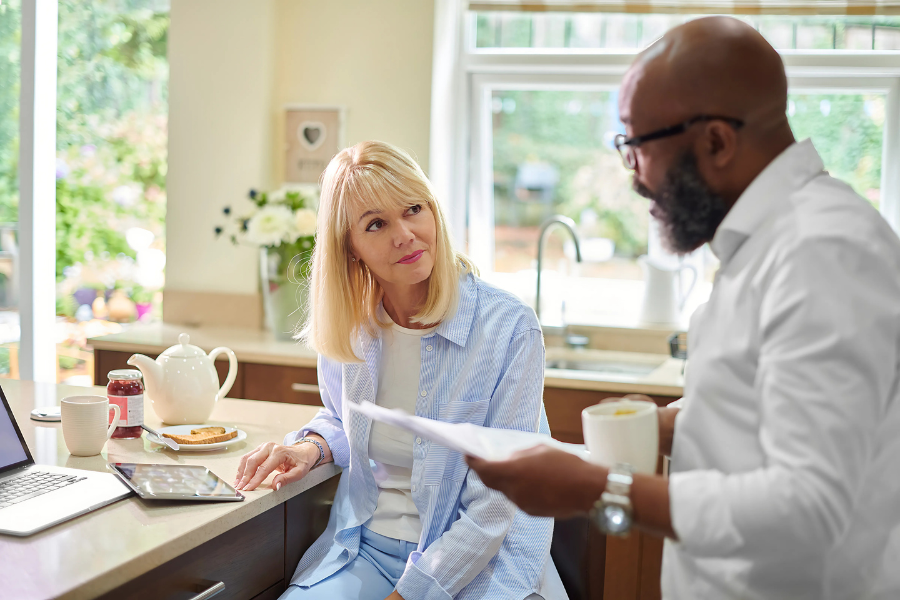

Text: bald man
xmin=467 ymin=16 xmax=900 ymax=600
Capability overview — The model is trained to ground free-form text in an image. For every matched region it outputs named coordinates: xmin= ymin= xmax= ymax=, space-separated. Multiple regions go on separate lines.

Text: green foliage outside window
xmin=788 ymin=94 xmax=884 ymax=207
xmin=0 ymin=0 xmax=169 ymax=290
xmin=492 ymin=90 xmax=886 ymax=266
xmin=492 ymin=90 xmax=649 ymax=259
xmin=0 ymin=1 xmax=20 ymax=223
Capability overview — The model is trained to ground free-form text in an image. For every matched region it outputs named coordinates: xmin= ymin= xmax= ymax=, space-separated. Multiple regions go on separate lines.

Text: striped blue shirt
xmin=285 ymin=273 xmax=566 ymax=600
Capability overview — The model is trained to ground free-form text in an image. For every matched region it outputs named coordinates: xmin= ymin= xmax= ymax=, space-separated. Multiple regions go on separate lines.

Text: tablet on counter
xmin=108 ymin=463 xmax=244 ymax=502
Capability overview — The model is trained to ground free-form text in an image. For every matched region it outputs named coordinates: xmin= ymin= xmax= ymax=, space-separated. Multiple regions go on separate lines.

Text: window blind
xmin=467 ymin=1 xmax=900 ymax=15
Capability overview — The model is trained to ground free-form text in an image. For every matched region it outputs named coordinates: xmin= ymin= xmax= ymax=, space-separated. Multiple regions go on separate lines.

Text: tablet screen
xmin=110 ymin=463 xmax=243 ymax=500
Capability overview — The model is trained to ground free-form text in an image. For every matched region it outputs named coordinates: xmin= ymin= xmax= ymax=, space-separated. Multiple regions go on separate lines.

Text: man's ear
xmin=703 ymin=121 xmax=739 ymax=169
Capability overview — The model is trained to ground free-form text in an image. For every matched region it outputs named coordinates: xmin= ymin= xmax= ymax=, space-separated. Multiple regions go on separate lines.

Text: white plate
xmin=146 ymin=425 xmax=247 ymax=452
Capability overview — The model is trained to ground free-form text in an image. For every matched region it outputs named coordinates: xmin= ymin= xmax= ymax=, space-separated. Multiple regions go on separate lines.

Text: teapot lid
xmin=160 ymin=333 xmax=208 ymax=359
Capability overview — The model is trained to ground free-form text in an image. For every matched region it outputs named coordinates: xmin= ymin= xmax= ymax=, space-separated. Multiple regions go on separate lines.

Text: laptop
xmin=0 ymin=384 xmax=131 ymax=536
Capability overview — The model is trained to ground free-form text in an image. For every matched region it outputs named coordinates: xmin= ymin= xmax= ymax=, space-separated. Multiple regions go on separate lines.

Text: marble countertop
xmin=88 ymin=323 xmax=684 ymax=397
xmin=0 ymin=379 xmax=339 ymax=600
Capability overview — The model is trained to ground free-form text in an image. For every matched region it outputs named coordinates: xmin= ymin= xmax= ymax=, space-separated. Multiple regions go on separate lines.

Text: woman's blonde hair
xmin=299 ymin=140 xmax=477 ymax=363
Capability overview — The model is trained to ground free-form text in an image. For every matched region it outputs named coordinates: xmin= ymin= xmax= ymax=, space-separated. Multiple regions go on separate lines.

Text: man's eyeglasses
xmin=613 ymin=115 xmax=745 ymax=170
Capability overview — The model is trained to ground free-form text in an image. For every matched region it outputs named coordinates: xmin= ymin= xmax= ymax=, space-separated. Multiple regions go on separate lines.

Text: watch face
xmin=603 ymin=504 xmax=631 ymax=534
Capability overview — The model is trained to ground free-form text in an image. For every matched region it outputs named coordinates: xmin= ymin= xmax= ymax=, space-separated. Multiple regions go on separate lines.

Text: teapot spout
xmin=127 ymin=353 xmax=161 ymax=395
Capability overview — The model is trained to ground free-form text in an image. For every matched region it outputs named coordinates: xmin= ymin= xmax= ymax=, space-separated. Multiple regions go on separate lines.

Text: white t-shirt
xmin=365 ymin=319 xmax=435 ymax=543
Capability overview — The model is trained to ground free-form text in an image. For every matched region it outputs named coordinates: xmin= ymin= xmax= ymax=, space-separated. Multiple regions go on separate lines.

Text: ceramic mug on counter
xmin=582 ymin=399 xmax=659 ymax=474
xmin=61 ymin=395 xmax=120 ymax=457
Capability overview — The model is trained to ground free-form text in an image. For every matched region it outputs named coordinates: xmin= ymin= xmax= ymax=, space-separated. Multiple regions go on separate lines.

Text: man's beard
xmin=632 ymin=152 xmax=729 ymax=255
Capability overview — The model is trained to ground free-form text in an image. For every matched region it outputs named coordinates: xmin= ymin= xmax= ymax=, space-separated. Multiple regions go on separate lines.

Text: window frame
xmin=430 ymin=3 xmax=900 ymax=273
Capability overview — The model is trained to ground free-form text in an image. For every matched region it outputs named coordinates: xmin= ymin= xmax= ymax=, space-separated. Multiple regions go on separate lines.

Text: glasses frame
xmin=613 ymin=115 xmax=745 ymax=170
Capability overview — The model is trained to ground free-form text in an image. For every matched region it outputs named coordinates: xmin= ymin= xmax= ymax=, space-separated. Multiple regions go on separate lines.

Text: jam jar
xmin=107 ymin=369 xmax=144 ymax=439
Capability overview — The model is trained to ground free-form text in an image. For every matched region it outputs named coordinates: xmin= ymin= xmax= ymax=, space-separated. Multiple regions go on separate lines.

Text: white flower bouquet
xmin=215 ymin=188 xmax=318 ymax=339
xmin=215 ymin=188 xmax=317 ymax=282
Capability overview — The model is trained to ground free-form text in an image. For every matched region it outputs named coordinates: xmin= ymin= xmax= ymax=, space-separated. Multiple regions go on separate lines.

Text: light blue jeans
xmin=281 ymin=526 xmax=544 ymax=599
xmin=280 ymin=527 xmax=417 ymax=600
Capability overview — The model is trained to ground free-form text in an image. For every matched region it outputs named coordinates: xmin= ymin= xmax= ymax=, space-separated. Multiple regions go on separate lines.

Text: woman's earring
xmin=351 ymin=257 xmax=357 ymax=262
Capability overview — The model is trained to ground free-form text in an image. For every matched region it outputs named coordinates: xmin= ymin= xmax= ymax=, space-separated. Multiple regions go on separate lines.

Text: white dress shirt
xmin=365 ymin=320 xmax=436 ymax=543
xmin=663 ymin=139 xmax=900 ymax=600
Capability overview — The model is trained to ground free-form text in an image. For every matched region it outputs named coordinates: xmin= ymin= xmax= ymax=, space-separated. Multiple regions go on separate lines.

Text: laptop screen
xmin=0 ymin=386 xmax=31 ymax=474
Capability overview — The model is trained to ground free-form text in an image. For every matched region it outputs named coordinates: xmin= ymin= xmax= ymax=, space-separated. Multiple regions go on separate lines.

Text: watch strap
xmin=591 ymin=462 xmax=635 ymax=536
xmin=294 ymin=436 xmax=325 ymax=468
xmin=605 ymin=464 xmax=634 ymax=496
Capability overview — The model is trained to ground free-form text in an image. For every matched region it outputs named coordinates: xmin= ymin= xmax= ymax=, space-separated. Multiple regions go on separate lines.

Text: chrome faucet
xmin=536 ymin=215 xmax=582 ymax=323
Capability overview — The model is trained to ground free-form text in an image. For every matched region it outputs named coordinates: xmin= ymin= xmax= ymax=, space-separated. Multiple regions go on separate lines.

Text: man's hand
xmin=618 ymin=394 xmax=679 ymax=457
xmin=468 ymin=444 xmax=678 ymax=538
xmin=658 ymin=405 xmax=679 ymax=456
xmin=466 ymin=445 xmax=607 ymax=519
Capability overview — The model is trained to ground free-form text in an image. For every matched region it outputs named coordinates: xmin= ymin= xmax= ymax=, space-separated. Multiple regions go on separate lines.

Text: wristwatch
xmin=293 ymin=437 xmax=325 ymax=469
xmin=590 ymin=463 xmax=634 ymax=536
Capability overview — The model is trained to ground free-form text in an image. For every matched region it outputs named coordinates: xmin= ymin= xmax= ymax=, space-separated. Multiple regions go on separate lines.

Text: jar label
xmin=109 ymin=394 xmax=143 ymax=427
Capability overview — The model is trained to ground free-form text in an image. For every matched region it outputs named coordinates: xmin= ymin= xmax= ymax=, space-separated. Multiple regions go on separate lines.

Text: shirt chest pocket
xmin=421 ymin=399 xmax=491 ymax=483
xmin=439 ymin=398 xmax=490 ymax=426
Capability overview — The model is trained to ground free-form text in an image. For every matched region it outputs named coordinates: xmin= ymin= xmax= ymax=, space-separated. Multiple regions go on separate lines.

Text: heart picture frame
xmin=297 ymin=121 xmax=327 ymax=151
xmin=285 ymin=105 xmax=344 ymax=184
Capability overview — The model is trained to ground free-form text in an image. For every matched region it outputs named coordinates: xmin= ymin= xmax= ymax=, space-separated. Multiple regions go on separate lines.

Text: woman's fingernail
xmin=275 ymin=482 xmax=282 ymax=491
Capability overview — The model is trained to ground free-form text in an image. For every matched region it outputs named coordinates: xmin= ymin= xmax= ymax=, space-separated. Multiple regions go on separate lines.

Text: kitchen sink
xmin=544 ymin=359 xmax=660 ymax=377
xmin=543 ymin=346 xmax=667 ymax=380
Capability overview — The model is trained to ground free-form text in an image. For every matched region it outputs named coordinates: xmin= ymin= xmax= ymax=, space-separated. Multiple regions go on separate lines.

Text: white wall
xmin=272 ymin=0 xmax=435 ymax=182
xmin=166 ymin=0 xmax=435 ymax=298
xmin=166 ymin=0 xmax=277 ymax=295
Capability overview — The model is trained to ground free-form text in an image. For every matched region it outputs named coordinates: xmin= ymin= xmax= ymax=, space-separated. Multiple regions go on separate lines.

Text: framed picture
xmin=284 ymin=104 xmax=346 ymax=184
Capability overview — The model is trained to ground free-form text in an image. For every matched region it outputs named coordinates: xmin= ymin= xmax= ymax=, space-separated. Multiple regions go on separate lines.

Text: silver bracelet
xmin=293 ymin=436 xmax=325 ymax=468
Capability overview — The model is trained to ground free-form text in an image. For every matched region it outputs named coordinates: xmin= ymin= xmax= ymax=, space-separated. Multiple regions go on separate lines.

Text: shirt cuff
xmin=669 ymin=469 xmax=745 ymax=557
xmin=283 ymin=421 xmax=349 ymax=467
xmin=396 ymin=559 xmax=453 ymax=600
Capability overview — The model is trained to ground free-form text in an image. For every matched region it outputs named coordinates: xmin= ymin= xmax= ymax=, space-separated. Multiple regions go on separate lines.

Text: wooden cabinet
xmin=97 ymin=505 xmax=283 ymax=600
xmin=93 ymin=350 xmax=322 ymax=407
xmin=98 ymin=471 xmax=339 ymax=600
xmin=244 ymin=362 xmax=321 ymax=406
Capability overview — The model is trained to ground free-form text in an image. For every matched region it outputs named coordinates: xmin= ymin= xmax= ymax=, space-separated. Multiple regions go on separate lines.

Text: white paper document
xmin=351 ymin=401 xmax=589 ymax=462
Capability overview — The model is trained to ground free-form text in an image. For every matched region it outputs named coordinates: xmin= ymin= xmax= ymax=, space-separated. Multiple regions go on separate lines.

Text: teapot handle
xmin=678 ymin=263 xmax=699 ymax=311
xmin=208 ymin=347 xmax=238 ymax=400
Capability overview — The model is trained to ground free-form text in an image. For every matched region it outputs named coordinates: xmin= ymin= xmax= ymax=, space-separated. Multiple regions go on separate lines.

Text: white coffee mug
xmin=582 ymin=399 xmax=659 ymax=474
xmin=61 ymin=396 xmax=120 ymax=457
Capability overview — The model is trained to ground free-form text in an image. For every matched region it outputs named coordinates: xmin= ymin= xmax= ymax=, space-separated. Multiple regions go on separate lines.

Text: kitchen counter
xmin=0 ymin=379 xmax=340 ymax=600
xmin=89 ymin=323 xmax=685 ymax=397
xmin=88 ymin=322 xmax=319 ymax=368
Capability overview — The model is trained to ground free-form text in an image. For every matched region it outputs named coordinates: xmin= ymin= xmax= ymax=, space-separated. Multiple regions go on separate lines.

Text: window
xmin=0 ymin=0 xmax=169 ymax=384
xmin=435 ymin=7 xmax=900 ymax=328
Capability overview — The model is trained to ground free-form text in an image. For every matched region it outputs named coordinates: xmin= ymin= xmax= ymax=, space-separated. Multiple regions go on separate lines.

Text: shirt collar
xmin=710 ymin=138 xmax=825 ymax=264
xmin=434 ymin=272 xmax=478 ymax=348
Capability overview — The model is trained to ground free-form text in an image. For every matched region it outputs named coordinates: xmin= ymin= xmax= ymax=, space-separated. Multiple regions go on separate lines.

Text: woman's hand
xmin=233 ymin=440 xmax=320 ymax=491
xmin=384 ymin=591 xmax=405 ymax=600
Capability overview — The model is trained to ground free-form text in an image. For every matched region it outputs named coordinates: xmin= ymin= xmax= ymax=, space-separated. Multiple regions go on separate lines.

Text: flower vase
xmin=260 ymin=247 xmax=309 ymax=341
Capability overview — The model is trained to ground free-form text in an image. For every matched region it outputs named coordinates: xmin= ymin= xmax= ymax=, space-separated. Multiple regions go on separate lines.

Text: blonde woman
xmin=234 ymin=141 xmax=566 ymax=600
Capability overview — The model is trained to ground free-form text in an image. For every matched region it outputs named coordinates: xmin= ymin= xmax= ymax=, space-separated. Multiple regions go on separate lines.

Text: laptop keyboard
xmin=0 ymin=471 xmax=86 ymax=509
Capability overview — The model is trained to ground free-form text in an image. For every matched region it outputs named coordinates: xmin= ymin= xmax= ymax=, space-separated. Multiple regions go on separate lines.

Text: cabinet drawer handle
xmin=188 ymin=581 xmax=225 ymax=600
xmin=291 ymin=383 xmax=320 ymax=394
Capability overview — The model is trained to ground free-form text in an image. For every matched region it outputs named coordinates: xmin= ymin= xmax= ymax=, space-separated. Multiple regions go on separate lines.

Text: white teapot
xmin=127 ymin=333 xmax=238 ymax=424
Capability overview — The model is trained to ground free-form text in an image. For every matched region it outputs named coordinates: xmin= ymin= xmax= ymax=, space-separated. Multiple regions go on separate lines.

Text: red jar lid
xmin=108 ymin=369 xmax=143 ymax=381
